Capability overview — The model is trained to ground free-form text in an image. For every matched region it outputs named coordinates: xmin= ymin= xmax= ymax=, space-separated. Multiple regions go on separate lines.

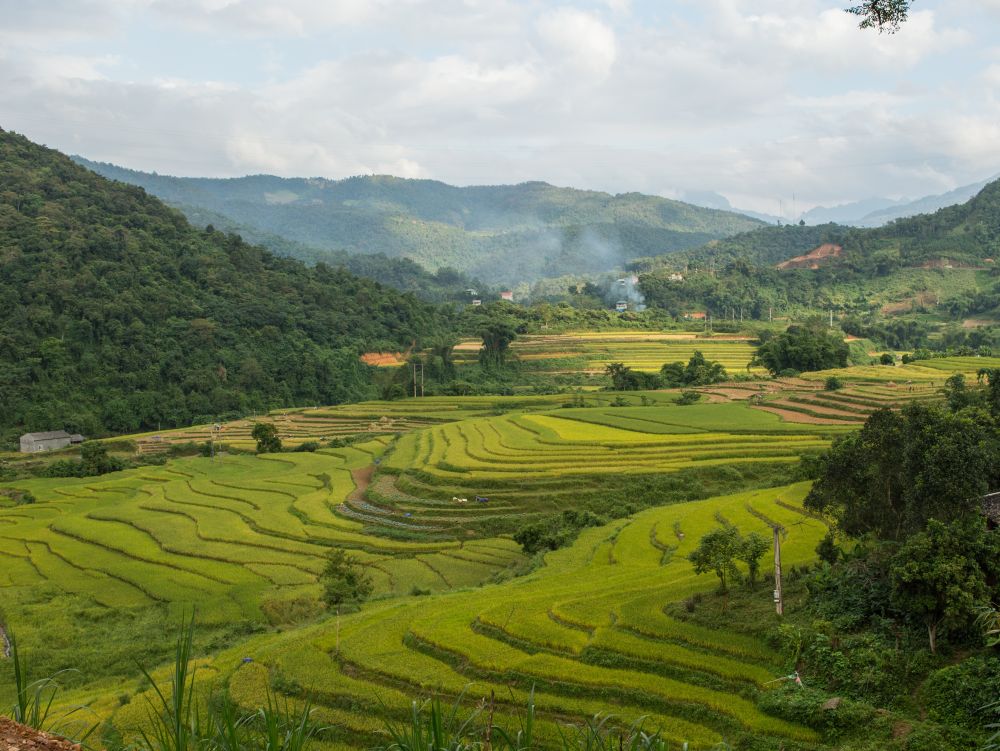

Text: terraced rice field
xmin=130 ymin=393 xmax=693 ymax=456
xmin=146 ymin=483 xmax=829 ymax=749
xmin=453 ymin=331 xmax=762 ymax=374
xmin=693 ymin=377 xmax=940 ymax=426
xmin=363 ymin=402 xmax=839 ymax=535
xmin=798 ymin=356 xmax=1000 ymax=384
xmin=0 ymin=439 xmax=524 ymax=630
xmin=4 ymin=359 xmax=970 ymax=747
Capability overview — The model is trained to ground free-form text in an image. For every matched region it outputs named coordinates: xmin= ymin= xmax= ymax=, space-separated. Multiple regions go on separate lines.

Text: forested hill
xmin=634 ymin=178 xmax=1000 ymax=320
xmin=73 ymin=157 xmax=764 ymax=285
xmin=641 ymin=176 xmax=1000 ymax=273
xmin=0 ymin=129 xmax=444 ymax=444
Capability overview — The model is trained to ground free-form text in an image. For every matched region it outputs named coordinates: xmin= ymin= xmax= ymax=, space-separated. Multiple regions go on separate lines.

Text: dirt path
xmin=347 ymin=465 xmax=375 ymax=504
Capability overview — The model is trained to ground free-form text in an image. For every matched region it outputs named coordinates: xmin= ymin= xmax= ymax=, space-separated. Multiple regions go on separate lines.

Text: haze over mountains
xmin=74 ymin=157 xmax=763 ymax=286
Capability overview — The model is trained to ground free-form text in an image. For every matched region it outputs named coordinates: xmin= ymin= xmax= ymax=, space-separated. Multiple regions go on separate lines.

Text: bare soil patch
xmin=0 ymin=719 xmax=82 ymax=751
xmin=751 ymin=405 xmax=861 ymax=425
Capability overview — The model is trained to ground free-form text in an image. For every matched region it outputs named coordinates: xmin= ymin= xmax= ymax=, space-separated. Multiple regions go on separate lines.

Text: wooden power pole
xmin=773 ymin=525 xmax=784 ymax=616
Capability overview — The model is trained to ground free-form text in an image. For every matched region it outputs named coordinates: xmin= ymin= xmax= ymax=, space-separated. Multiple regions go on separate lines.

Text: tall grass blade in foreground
xmin=5 ymin=625 xmax=96 ymax=743
xmin=137 ymin=613 xmax=201 ymax=751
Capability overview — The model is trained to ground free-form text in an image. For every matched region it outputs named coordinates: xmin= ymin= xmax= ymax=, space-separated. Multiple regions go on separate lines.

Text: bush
xmin=902 ymin=722 xmax=981 ymax=751
xmin=293 ymin=441 xmax=320 ymax=452
xmin=824 ymin=376 xmax=844 ymax=391
xmin=880 ymin=353 xmax=896 ymax=365
xmin=677 ymin=390 xmax=701 ymax=405
xmin=756 ymin=685 xmax=876 ymax=739
xmin=920 ymin=656 xmax=1000 ymax=731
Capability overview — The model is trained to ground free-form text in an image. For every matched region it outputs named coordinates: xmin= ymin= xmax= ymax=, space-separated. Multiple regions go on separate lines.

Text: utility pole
xmin=420 ymin=361 xmax=424 ymax=397
xmin=769 ymin=306 xmax=773 ymax=322
xmin=413 ymin=363 xmax=417 ymax=398
xmin=829 ymin=309 xmax=833 ymax=328
xmin=773 ymin=524 xmax=784 ymax=616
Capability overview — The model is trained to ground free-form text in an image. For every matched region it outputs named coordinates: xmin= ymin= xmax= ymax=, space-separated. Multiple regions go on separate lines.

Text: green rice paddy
xmin=2 ymin=354 xmax=988 ymax=749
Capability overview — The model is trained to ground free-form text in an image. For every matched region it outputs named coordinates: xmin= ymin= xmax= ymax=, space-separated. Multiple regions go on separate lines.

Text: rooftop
xmin=20 ymin=431 xmax=72 ymax=441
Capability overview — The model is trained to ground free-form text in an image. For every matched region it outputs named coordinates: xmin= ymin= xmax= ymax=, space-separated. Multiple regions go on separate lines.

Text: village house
xmin=19 ymin=430 xmax=84 ymax=453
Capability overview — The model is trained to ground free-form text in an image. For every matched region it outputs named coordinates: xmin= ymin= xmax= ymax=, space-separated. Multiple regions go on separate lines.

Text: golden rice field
xmin=0 ymin=438 xmax=523 ymax=633
xmin=112 ymin=483 xmax=828 ymax=749
xmin=4 ymin=355 xmax=986 ymax=750
xmin=453 ymin=331 xmax=763 ymax=374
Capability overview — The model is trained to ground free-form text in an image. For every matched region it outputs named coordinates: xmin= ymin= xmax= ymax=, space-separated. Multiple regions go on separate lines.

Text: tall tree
xmin=890 ymin=518 xmax=998 ymax=653
xmin=478 ymin=319 xmax=518 ymax=371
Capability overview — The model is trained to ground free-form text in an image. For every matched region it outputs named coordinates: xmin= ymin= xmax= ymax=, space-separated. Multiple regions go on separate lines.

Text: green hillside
xmin=73 ymin=158 xmax=764 ymax=285
xmin=0 ymin=129 xmax=445 ymax=444
xmin=635 ymin=179 xmax=1000 ymax=321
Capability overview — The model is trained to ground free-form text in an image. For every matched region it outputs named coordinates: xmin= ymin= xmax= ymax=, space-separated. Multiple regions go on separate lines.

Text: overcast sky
xmin=2 ymin=0 xmax=999 ymax=214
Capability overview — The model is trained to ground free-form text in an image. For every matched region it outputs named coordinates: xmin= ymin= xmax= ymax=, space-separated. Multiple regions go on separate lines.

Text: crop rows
xmin=452 ymin=332 xmax=761 ymax=374
xmin=172 ymin=484 xmax=827 ymax=749
xmin=0 ymin=441 xmax=523 ymax=636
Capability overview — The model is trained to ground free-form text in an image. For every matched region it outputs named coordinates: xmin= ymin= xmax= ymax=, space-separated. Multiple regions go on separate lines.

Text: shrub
xmin=677 ymin=390 xmax=701 ymax=405
xmin=921 ymin=656 xmax=1000 ymax=731
xmin=824 ymin=376 xmax=844 ymax=391
xmin=294 ymin=441 xmax=320 ymax=452
xmin=756 ymin=685 xmax=876 ymax=739
xmin=901 ymin=722 xmax=980 ymax=751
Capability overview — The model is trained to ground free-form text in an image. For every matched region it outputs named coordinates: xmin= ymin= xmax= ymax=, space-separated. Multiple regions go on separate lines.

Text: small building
xmin=615 ymin=301 xmax=628 ymax=312
xmin=471 ymin=299 xmax=482 ymax=306
xmin=684 ymin=311 xmax=707 ymax=320
xmin=500 ymin=291 xmax=514 ymax=301
xmin=667 ymin=272 xmax=685 ymax=282
xmin=19 ymin=430 xmax=78 ymax=453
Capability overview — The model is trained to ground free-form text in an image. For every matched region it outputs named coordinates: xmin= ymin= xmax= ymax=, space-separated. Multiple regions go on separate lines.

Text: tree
xmin=805 ymin=404 xmax=999 ymax=541
xmin=816 ymin=531 xmax=840 ymax=565
xmin=321 ymin=549 xmax=374 ymax=653
xmin=846 ymin=0 xmax=911 ymax=33
xmin=689 ymin=526 xmax=744 ymax=592
xmin=80 ymin=442 xmax=125 ymax=475
xmin=751 ymin=323 xmax=849 ymax=375
xmin=738 ymin=532 xmax=769 ymax=587
xmin=890 ymin=519 xmax=996 ymax=653
xmin=606 ymin=362 xmax=633 ymax=391
xmin=478 ymin=319 xmax=518 ymax=370
xmin=942 ymin=373 xmax=974 ymax=412
xmin=977 ymin=368 xmax=1000 ymax=418
xmin=251 ymin=422 xmax=282 ymax=454
xmin=879 ymin=353 xmax=895 ymax=366
xmin=661 ymin=351 xmax=728 ymax=388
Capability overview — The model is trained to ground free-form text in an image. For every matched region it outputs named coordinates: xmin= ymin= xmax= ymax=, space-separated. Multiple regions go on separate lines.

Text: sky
xmin=2 ymin=0 xmax=1000 ymax=215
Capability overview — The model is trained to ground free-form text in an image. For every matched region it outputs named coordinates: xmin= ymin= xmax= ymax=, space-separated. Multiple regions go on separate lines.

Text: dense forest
xmin=73 ymin=158 xmax=763 ymax=285
xmin=0 ymin=130 xmax=448 ymax=445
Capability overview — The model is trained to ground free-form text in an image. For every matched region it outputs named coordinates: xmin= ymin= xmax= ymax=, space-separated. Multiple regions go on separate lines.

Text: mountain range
xmin=72 ymin=157 xmax=763 ymax=286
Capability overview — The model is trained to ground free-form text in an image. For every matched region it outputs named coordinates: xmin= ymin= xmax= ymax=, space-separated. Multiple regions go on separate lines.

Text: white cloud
xmin=0 ymin=0 xmax=997 ymax=212
xmin=536 ymin=7 xmax=617 ymax=81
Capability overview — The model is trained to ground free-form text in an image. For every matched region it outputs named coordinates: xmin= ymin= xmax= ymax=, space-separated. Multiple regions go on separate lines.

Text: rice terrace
xmin=4 ymin=3 xmax=1000 ymax=748
xmin=4 ymin=350 xmax=998 ymax=749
